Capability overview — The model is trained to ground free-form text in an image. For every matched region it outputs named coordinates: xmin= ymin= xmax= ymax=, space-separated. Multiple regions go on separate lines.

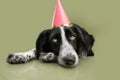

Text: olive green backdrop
xmin=0 ymin=0 xmax=119 ymax=80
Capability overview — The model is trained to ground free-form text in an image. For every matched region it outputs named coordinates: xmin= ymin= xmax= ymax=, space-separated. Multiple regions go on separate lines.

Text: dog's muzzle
xmin=58 ymin=44 xmax=79 ymax=67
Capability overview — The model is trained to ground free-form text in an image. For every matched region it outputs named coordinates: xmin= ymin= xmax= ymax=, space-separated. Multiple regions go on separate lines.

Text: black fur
xmin=71 ymin=23 xmax=94 ymax=56
xmin=35 ymin=28 xmax=62 ymax=59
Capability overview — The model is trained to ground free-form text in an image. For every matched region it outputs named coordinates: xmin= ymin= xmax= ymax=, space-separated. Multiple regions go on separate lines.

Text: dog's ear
xmin=71 ymin=23 xmax=95 ymax=56
xmin=35 ymin=29 xmax=51 ymax=58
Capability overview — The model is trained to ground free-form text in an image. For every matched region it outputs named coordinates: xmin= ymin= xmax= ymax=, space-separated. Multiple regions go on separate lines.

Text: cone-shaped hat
xmin=52 ymin=0 xmax=70 ymax=27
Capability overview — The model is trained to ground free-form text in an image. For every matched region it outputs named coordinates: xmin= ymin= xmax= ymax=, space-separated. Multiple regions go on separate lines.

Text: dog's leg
xmin=39 ymin=52 xmax=56 ymax=62
xmin=7 ymin=48 xmax=36 ymax=64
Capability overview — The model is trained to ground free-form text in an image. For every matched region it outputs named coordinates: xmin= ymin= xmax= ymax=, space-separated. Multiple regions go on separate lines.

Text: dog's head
xmin=36 ymin=23 xmax=94 ymax=67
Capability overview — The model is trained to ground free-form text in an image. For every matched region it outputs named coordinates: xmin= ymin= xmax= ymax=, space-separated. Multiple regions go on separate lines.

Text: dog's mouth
xmin=57 ymin=54 xmax=79 ymax=67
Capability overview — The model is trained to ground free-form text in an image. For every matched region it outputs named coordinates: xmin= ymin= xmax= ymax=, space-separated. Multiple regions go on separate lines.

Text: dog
xmin=7 ymin=23 xmax=94 ymax=67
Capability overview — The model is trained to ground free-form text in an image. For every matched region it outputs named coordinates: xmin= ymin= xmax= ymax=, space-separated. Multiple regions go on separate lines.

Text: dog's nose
xmin=63 ymin=55 xmax=75 ymax=66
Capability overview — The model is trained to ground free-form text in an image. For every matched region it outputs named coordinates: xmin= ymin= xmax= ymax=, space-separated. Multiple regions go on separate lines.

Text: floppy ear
xmin=71 ymin=23 xmax=95 ymax=56
xmin=35 ymin=29 xmax=51 ymax=59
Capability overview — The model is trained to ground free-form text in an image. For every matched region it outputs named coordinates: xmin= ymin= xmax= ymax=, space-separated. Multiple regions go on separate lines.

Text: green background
xmin=0 ymin=0 xmax=120 ymax=80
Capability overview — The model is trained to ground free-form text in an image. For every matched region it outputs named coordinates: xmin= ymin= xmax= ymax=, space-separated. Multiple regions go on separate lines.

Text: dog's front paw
xmin=7 ymin=54 xmax=29 ymax=64
xmin=39 ymin=52 xmax=56 ymax=62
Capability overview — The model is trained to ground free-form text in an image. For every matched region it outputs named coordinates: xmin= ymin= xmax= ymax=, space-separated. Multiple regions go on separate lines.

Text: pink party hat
xmin=52 ymin=0 xmax=70 ymax=27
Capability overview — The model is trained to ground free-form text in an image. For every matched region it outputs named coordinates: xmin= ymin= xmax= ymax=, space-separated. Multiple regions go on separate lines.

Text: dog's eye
xmin=69 ymin=35 xmax=76 ymax=40
xmin=52 ymin=38 xmax=58 ymax=43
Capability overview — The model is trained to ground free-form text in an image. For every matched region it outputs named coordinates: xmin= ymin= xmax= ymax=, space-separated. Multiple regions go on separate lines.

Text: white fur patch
xmin=14 ymin=48 xmax=36 ymax=59
xmin=58 ymin=27 xmax=79 ymax=66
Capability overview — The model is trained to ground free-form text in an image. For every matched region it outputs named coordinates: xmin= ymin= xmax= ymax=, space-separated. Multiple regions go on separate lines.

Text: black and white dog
xmin=7 ymin=23 xmax=94 ymax=67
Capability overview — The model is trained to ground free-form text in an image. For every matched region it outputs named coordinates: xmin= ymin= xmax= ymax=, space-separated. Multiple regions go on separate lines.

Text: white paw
xmin=39 ymin=52 xmax=56 ymax=62
xmin=7 ymin=54 xmax=31 ymax=64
